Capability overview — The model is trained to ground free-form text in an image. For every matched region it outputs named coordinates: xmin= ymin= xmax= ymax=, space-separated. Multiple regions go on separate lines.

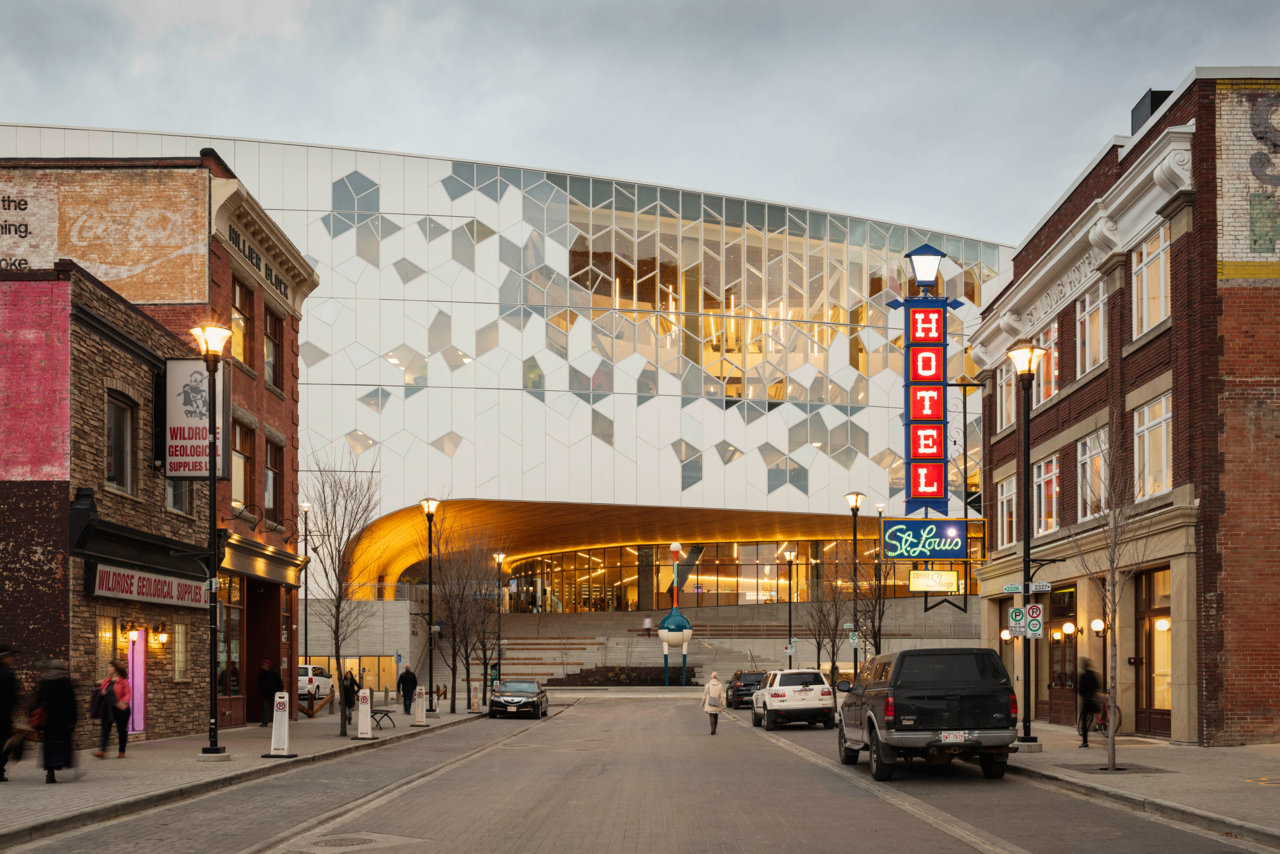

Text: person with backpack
xmin=701 ymin=671 xmax=727 ymax=735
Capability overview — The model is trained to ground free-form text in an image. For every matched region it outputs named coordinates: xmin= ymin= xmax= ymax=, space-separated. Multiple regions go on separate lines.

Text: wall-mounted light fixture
xmin=120 ymin=620 xmax=139 ymax=642
xmin=1000 ymin=628 xmax=1013 ymax=644
xmin=1091 ymin=618 xmax=1106 ymax=638
xmin=1062 ymin=621 xmax=1076 ymax=636
xmin=226 ymin=502 xmax=264 ymax=532
xmin=153 ymin=623 xmax=169 ymax=645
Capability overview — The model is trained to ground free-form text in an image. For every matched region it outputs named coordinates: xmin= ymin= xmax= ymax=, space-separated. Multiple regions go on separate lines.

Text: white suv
xmin=297 ymin=665 xmax=333 ymax=700
xmin=751 ymin=669 xmax=835 ymax=730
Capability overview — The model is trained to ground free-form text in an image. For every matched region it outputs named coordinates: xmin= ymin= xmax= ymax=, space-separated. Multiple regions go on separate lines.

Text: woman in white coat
xmin=701 ymin=672 xmax=727 ymax=735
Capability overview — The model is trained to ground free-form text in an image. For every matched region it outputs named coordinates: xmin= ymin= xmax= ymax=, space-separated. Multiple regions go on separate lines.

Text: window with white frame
xmin=173 ymin=623 xmax=188 ymax=680
xmin=1077 ymin=428 xmax=1109 ymax=520
xmin=996 ymin=363 xmax=1015 ymax=431
xmin=1077 ymin=282 xmax=1107 ymax=374
xmin=997 ymin=476 xmax=1016 ymax=548
xmin=1033 ymin=455 xmax=1059 ymax=534
xmin=166 ymin=480 xmax=194 ymax=515
xmin=105 ymin=394 xmax=134 ymax=494
xmin=1133 ymin=223 xmax=1172 ymax=337
xmin=1134 ymin=393 xmax=1172 ymax=499
xmin=1033 ymin=322 xmax=1058 ymax=405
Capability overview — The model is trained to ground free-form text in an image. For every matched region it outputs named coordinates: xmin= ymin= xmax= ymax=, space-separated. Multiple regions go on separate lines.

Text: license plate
xmin=939 ymin=731 xmax=965 ymax=743
xmin=507 ymin=706 xmax=519 ymax=712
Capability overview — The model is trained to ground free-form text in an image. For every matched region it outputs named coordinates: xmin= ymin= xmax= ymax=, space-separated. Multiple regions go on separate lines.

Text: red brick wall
xmin=0 ymin=280 xmax=70 ymax=479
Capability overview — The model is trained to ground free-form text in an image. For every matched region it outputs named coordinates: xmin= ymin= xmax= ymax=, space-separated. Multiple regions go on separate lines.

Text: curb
xmin=0 ymin=714 xmax=481 ymax=850
xmin=1006 ymin=762 xmax=1280 ymax=849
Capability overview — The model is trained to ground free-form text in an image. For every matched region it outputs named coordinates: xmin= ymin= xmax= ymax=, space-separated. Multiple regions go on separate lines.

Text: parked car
xmin=727 ymin=670 xmax=766 ymax=709
xmin=751 ymin=669 xmax=835 ymax=729
xmin=836 ymin=647 xmax=1018 ymax=781
xmin=297 ymin=665 xmax=333 ymax=701
xmin=489 ymin=679 xmax=549 ymax=719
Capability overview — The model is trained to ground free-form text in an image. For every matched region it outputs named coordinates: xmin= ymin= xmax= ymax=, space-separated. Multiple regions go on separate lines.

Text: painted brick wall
xmin=0 ymin=280 xmax=70 ymax=479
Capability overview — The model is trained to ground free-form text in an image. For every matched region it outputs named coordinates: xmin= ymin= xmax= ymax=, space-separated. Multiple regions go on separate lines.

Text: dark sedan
xmin=727 ymin=670 xmax=766 ymax=709
xmin=488 ymin=680 xmax=549 ymax=719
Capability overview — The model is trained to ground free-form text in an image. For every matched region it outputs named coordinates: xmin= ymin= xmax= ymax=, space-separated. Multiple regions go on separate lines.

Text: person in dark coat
xmin=0 ymin=644 xmax=19 ymax=782
xmin=257 ymin=659 xmax=284 ymax=726
xmin=396 ymin=665 xmax=418 ymax=714
xmin=1077 ymin=658 xmax=1101 ymax=748
xmin=33 ymin=659 xmax=77 ymax=783
xmin=341 ymin=670 xmax=361 ymax=724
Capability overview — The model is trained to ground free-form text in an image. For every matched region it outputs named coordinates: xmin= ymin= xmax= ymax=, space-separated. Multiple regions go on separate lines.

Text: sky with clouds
xmin=2 ymin=0 xmax=1276 ymax=247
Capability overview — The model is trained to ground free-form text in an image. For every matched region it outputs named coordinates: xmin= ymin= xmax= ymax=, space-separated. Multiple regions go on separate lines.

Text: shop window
xmin=264 ymin=310 xmax=283 ymax=388
xmin=264 ymin=442 xmax=283 ymax=523
xmin=232 ymin=423 xmax=254 ymax=507
xmin=1077 ymin=282 xmax=1107 ymax=373
xmin=1033 ymin=322 xmax=1058 ymax=406
xmin=996 ymin=363 xmax=1015 ymax=431
xmin=217 ymin=575 xmax=244 ymax=697
xmin=1077 ymin=428 xmax=1109 ymax=520
xmin=1133 ymin=223 xmax=1171 ymax=337
xmin=997 ymin=476 xmax=1016 ymax=548
xmin=105 ymin=394 xmax=135 ymax=494
xmin=232 ymin=280 xmax=253 ymax=366
xmin=1134 ymin=393 xmax=1172 ymax=500
xmin=166 ymin=479 xmax=194 ymax=515
xmin=173 ymin=623 xmax=189 ymax=681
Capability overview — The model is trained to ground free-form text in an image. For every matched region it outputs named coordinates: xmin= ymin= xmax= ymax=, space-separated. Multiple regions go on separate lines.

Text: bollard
xmin=352 ymin=688 xmax=377 ymax=740
xmin=262 ymin=692 xmax=297 ymax=758
xmin=383 ymin=687 xmax=390 ymax=705
xmin=411 ymin=686 xmax=430 ymax=727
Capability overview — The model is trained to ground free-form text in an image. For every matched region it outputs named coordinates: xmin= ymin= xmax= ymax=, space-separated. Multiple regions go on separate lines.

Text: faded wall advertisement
xmin=0 ymin=169 xmax=208 ymax=301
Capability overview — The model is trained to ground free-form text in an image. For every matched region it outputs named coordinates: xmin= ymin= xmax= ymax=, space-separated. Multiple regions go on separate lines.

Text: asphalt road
xmin=14 ymin=700 xmax=1271 ymax=854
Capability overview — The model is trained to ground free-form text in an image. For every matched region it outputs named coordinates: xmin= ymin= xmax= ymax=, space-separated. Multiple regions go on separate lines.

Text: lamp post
xmin=190 ymin=321 xmax=233 ymax=758
xmin=783 ymin=550 xmax=796 ymax=668
xmin=669 ymin=542 xmax=682 ymax=607
xmin=1006 ymin=338 xmax=1046 ymax=744
xmin=300 ymin=501 xmax=311 ymax=670
xmin=420 ymin=498 xmax=440 ymax=713
xmin=843 ymin=492 xmax=864 ymax=671
xmin=493 ymin=553 xmax=505 ymax=683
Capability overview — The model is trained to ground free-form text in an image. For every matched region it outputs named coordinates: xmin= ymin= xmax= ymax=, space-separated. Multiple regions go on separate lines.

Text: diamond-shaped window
xmin=345 ymin=429 xmax=378 ymax=456
xmin=715 ymin=441 xmax=743 ymax=464
xmin=430 ymin=432 xmax=463 ymax=458
xmin=671 ymin=439 xmax=699 ymax=462
xmin=440 ymin=346 xmax=474 ymax=371
xmin=358 ymin=387 xmax=392 ymax=413
xmin=592 ymin=411 xmax=614 ymax=446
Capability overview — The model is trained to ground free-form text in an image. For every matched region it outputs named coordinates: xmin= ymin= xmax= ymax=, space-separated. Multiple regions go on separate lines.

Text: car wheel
xmin=823 ymin=716 xmax=835 ymax=730
xmin=868 ymin=728 xmax=894 ymax=781
xmin=751 ymin=707 xmax=762 ymax=727
xmin=488 ymin=709 xmax=496 ymax=719
xmin=765 ymin=709 xmax=778 ymax=731
xmin=979 ymin=754 xmax=1007 ymax=779
xmin=838 ymin=723 xmax=860 ymax=765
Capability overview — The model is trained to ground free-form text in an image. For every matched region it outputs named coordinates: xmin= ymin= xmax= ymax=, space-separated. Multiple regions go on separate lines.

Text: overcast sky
xmin=2 ymin=1 xmax=1276 ymax=247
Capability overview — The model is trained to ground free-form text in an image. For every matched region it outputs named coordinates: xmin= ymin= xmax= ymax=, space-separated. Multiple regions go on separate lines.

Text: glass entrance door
xmin=1136 ymin=569 xmax=1172 ymax=737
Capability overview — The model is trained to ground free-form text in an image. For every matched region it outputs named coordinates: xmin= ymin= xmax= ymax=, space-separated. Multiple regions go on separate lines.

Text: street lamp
xmin=189 ymin=321 xmax=232 ymax=758
xmin=494 ymin=552 xmax=505 ymax=683
xmin=420 ymin=498 xmax=440 ymax=713
xmin=843 ymin=491 xmax=864 ymax=671
xmin=669 ymin=542 xmax=682 ymax=607
xmin=783 ymin=549 xmax=796 ymax=668
xmin=1006 ymin=338 xmax=1046 ymax=744
xmin=905 ymin=243 xmax=946 ymax=294
xmin=300 ymin=501 xmax=311 ymax=671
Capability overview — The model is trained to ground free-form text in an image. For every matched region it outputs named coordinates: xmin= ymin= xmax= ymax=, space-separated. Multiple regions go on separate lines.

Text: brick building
xmin=0 ymin=151 xmax=317 ymax=738
xmin=970 ymin=68 xmax=1280 ymax=745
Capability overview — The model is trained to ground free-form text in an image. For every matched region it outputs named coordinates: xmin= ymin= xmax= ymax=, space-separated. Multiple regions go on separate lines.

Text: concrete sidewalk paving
xmin=0 ymin=704 xmax=479 ymax=849
xmin=1008 ymin=722 xmax=1280 ymax=848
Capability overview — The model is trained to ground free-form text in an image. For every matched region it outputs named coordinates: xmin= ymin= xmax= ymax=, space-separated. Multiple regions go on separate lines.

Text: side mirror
xmin=836 ymin=680 xmax=851 ymax=692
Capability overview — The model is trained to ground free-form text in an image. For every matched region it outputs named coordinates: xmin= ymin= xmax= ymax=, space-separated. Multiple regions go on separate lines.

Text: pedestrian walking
xmin=93 ymin=660 xmax=131 ymax=758
xmin=258 ymin=659 xmax=284 ymax=726
xmin=642 ymin=616 xmax=653 ymax=638
xmin=0 ymin=644 xmax=19 ymax=782
xmin=396 ymin=665 xmax=418 ymax=715
xmin=341 ymin=670 xmax=361 ymax=724
xmin=1078 ymin=657 xmax=1101 ymax=748
xmin=33 ymin=659 xmax=77 ymax=783
xmin=702 ymin=671 xmax=727 ymax=735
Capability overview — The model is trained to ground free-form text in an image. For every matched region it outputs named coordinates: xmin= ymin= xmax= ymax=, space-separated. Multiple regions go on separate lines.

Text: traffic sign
xmin=1030 ymin=581 xmax=1052 ymax=593
xmin=783 ymin=643 xmax=795 ymax=656
xmin=1008 ymin=607 xmax=1027 ymax=637
xmin=848 ymin=632 xmax=858 ymax=643
xmin=1002 ymin=583 xmax=1022 ymax=594
xmin=1027 ymin=604 xmax=1043 ymax=620
xmin=1027 ymin=617 xmax=1044 ymax=639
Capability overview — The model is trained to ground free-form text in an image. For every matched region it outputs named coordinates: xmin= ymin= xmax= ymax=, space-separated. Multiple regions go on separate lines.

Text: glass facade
xmin=509 ymin=531 xmax=982 ymax=613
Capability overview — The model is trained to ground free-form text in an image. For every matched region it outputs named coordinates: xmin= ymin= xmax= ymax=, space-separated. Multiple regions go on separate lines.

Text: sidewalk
xmin=0 ymin=705 xmax=478 ymax=849
xmin=1008 ymin=722 xmax=1280 ymax=848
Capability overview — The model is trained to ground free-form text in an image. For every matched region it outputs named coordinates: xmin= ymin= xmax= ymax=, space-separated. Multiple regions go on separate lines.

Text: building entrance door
xmin=1135 ymin=569 xmax=1172 ymax=737
xmin=1047 ymin=624 xmax=1077 ymax=726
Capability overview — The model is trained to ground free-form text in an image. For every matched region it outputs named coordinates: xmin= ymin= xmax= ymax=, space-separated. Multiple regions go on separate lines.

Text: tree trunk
xmin=463 ymin=657 xmax=472 ymax=710
xmin=335 ymin=631 xmax=347 ymax=737
xmin=449 ymin=646 xmax=458 ymax=714
xmin=1108 ymin=577 xmax=1118 ymax=771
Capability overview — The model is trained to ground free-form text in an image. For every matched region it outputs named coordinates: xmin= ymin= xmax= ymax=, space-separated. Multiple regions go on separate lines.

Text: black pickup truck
xmin=835 ymin=648 xmax=1018 ymax=781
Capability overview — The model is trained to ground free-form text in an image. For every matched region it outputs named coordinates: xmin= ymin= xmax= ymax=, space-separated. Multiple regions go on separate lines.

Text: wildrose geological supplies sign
xmin=94 ymin=564 xmax=209 ymax=609
xmin=165 ymin=358 xmax=229 ymax=479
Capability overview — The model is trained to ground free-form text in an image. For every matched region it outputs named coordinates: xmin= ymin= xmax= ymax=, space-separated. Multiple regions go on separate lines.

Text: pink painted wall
xmin=0 ymin=280 xmax=70 ymax=480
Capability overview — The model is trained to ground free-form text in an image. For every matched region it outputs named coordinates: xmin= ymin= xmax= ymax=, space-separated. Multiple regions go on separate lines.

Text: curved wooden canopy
xmin=349 ymin=499 xmax=865 ymax=596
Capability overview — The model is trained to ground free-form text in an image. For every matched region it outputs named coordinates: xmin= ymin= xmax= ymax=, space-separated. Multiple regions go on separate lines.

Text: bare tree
xmin=849 ymin=540 xmax=891 ymax=658
xmin=802 ymin=571 xmax=852 ymax=684
xmin=1067 ymin=436 xmax=1159 ymax=772
xmin=305 ymin=448 xmax=381 ymax=737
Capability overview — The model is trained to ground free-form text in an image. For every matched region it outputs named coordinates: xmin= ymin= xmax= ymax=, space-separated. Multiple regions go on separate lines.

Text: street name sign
xmin=1030 ymin=581 xmax=1052 ymax=593
xmin=1002 ymin=583 xmax=1022 ymax=594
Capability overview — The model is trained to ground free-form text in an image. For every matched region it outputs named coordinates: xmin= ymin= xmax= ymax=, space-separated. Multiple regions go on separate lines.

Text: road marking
xmin=727 ymin=712 xmax=1032 ymax=854
xmin=250 ymin=702 xmax=578 ymax=854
